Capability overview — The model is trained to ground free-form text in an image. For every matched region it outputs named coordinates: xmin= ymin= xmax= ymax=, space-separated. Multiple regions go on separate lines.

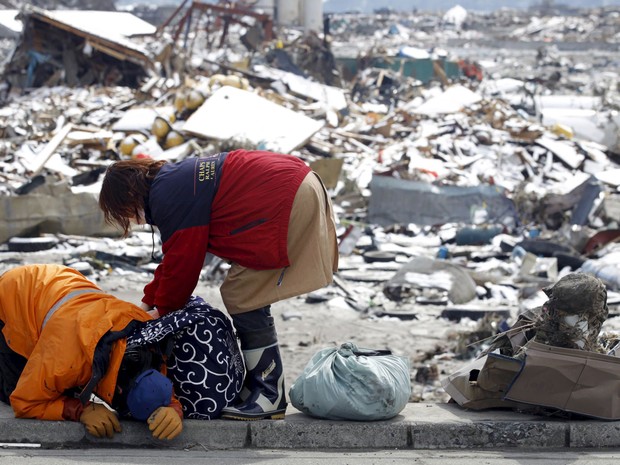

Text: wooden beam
xmin=25 ymin=123 xmax=73 ymax=176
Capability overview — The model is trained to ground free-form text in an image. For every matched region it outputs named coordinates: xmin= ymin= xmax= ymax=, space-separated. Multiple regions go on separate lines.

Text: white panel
xmin=182 ymin=86 xmax=324 ymax=154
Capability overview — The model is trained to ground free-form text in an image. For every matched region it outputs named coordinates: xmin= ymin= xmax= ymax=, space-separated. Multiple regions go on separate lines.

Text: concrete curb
xmin=1 ymin=402 xmax=619 ymax=449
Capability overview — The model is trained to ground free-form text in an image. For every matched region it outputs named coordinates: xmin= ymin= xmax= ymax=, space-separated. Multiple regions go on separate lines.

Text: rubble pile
xmin=0 ymin=2 xmax=620 ymax=402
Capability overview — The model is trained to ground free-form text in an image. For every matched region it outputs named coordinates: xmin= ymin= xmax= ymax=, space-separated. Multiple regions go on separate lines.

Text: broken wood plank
xmin=23 ymin=123 xmax=73 ymax=175
xmin=334 ymin=129 xmax=386 ymax=144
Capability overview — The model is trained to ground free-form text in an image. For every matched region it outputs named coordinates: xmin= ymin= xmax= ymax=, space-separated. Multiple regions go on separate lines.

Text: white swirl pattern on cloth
xmin=126 ymin=296 xmax=244 ymax=419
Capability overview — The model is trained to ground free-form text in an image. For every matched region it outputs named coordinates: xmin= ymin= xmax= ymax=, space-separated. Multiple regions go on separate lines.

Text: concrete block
xmin=180 ymin=420 xmax=250 ymax=449
xmin=411 ymin=420 xmax=567 ymax=449
xmin=407 ymin=404 xmax=567 ymax=449
xmin=569 ymin=422 xmax=620 ymax=448
xmin=0 ymin=186 xmax=118 ymax=244
xmin=0 ymin=402 xmax=249 ymax=450
xmin=0 ymin=418 xmax=85 ymax=445
xmin=82 ymin=419 xmax=250 ymax=449
xmin=251 ymin=416 xmax=409 ymax=449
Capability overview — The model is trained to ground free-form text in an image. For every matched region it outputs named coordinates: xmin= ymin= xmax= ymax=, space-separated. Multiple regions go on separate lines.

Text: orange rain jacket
xmin=0 ymin=264 xmax=176 ymax=421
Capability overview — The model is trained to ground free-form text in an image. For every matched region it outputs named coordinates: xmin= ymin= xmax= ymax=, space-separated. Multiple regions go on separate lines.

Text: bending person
xmin=98 ymin=149 xmax=339 ymax=420
xmin=0 ymin=264 xmax=183 ymax=440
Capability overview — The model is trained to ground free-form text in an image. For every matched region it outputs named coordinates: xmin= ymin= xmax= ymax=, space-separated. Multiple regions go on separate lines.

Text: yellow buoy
xmin=185 ymin=89 xmax=205 ymax=110
xmin=152 ymin=116 xmax=172 ymax=139
xmin=163 ymin=130 xmax=185 ymax=149
xmin=119 ymin=134 xmax=146 ymax=156
xmin=174 ymin=93 xmax=186 ymax=113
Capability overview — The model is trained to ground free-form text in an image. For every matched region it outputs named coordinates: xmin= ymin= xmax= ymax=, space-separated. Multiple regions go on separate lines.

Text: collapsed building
xmin=2 ymin=7 xmax=158 ymax=88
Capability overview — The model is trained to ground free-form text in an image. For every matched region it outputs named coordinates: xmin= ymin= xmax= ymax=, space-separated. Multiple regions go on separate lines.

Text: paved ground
xmin=7 ymin=449 xmax=620 ymax=465
xmin=2 ymin=401 xmax=620 ymax=450
xmin=4 ymin=448 xmax=620 ymax=465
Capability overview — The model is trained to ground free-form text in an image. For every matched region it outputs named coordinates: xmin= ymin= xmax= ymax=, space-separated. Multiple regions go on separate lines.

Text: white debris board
xmin=411 ymin=85 xmax=482 ymax=115
xmin=182 ymin=86 xmax=324 ymax=153
xmin=253 ymin=65 xmax=348 ymax=111
xmin=537 ymin=136 xmax=585 ymax=170
xmin=111 ymin=107 xmax=175 ymax=133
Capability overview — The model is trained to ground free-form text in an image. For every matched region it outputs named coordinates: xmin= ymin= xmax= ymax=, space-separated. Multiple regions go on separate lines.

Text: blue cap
xmin=126 ymin=369 xmax=173 ymax=421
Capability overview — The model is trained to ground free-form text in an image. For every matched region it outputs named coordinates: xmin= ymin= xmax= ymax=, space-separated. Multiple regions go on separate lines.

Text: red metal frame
xmin=158 ymin=1 xmax=273 ymax=46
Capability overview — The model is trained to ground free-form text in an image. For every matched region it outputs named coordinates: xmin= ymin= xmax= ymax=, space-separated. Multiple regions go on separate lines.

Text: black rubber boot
xmin=220 ymin=324 xmax=287 ymax=420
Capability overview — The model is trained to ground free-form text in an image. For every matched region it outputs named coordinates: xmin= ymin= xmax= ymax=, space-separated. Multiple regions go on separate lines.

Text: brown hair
xmin=99 ymin=158 xmax=166 ymax=237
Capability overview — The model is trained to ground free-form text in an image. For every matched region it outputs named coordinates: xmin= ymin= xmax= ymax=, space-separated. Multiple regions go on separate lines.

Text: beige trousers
xmin=220 ymin=172 xmax=339 ymax=314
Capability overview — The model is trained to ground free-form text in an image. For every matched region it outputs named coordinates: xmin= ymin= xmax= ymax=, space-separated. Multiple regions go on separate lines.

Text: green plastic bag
xmin=289 ymin=342 xmax=411 ymax=421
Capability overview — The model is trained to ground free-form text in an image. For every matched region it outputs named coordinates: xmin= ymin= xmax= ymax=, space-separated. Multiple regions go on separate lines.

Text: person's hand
xmin=140 ymin=302 xmax=152 ymax=311
xmin=147 ymin=406 xmax=183 ymax=440
xmin=139 ymin=302 xmax=159 ymax=318
xmin=146 ymin=308 xmax=160 ymax=318
xmin=80 ymin=403 xmax=121 ymax=438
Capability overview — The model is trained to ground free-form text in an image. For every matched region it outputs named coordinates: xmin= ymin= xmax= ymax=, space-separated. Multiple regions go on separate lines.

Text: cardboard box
xmin=505 ymin=341 xmax=620 ymax=420
xmin=441 ymin=352 xmax=523 ymax=410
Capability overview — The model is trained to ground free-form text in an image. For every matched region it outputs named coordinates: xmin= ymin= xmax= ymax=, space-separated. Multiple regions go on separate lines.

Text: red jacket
xmin=143 ymin=149 xmax=310 ymax=314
